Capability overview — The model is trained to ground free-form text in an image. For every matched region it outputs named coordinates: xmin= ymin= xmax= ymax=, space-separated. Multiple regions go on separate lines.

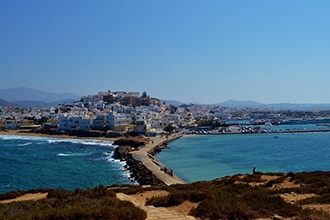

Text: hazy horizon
xmin=2 ymin=1 xmax=330 ymax=104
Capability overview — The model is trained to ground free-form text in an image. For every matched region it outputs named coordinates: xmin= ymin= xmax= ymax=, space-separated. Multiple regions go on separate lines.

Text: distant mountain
xmin=219 ymin=100 xmax=266 ymax=109
xmin=164 ymin=99 xmax=330 ymax=110
xmin=218 ymin=100 xmax=330 ymax=110
xmin=0 ymin=98 xmax=12 ymax=107
xmin=11 ymin=100 xmax=48 ymax=109
xmin=0 ymin=87 xmax=80 ymax=103
xmin=164 ymin=100 xmax=185 ymax=106
xmin=266 ymin=103 xmax=330 ymax=111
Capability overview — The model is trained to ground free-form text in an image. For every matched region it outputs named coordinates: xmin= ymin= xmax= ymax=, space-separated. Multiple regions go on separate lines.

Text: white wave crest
xmin=0 ymin=134 xmax=114 ymax=148
xmin=0 ymin=134 xmax=48 ymax=141
xmin=57 ymin=153 xmax=71 ymax=157
xmin=57 ymin=152 xmax=92 ymax=157
xmin=47 ymin=138 xmax=114 ymax=147
xmin=103 ymin=152 xmax=116 ymax=162
xmin=17 ymin=142 xmax=32 ymax=146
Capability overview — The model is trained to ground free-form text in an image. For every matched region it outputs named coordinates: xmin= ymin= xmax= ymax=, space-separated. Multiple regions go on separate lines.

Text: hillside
xmin=0 ymin=87 xmax=80 ymax=103
xmin=0 ymin=98 xmax=12 ymax=107
xmin=1 ymin=171 xmax=330 ymax=219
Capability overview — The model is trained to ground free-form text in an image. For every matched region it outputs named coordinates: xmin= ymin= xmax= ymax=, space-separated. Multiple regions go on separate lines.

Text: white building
xmin=5 ymin=119 xmax=21 ymax=130
xmin=106 ymin=112 xmax=132 ymax=130
xmin=92 ymin=114 xmax=106 ymax=130
xmin=59 ymin=115 xmax=92 ymax=131
xmin=107 ymin=103 xmax=123 ymax=113
xmin=94 ymin=101 xmax=106 ymax=110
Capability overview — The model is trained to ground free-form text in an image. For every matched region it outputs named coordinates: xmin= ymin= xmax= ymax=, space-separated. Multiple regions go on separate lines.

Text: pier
xmin=129 ymin=135 xmax=185 ymax=186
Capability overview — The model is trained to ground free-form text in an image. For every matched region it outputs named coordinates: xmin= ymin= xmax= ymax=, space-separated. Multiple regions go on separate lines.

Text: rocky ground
xmin=3 ymin=173 xmax=330 ymax=219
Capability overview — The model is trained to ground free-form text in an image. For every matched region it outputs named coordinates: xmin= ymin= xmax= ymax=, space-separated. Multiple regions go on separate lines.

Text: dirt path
xmin=116 ymin=192 xmax=196 ymax=220
xmin=0 ymin=193 xmax=48 ymax=204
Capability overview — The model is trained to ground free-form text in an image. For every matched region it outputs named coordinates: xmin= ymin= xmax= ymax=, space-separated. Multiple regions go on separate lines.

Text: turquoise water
xmin=0 ymin=135 xmax=134 ymax=194
xmin=261 ymin=124 xmax=329 ymax=132
xmin=158 ymin=132 xmax=330 ymax=183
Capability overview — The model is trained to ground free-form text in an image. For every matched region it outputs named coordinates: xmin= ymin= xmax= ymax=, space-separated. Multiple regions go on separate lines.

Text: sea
xmin=0 ymin=135 xmax=134 ymax=194
xmin=158 ymin=126 xmax=330 ymax=183
xmin=1 ymin=124 xmax=330 ymax=194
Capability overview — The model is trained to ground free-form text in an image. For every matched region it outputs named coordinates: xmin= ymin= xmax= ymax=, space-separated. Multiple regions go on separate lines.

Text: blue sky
xmin=1 ymin=1 xmax=330 ymax=104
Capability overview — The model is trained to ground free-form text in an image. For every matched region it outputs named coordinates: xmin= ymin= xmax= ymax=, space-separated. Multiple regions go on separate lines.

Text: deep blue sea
xmin=0 ymin=135 xmax=134 ymax=194
xmin=158 ymin=132 xmax=330 ymax=183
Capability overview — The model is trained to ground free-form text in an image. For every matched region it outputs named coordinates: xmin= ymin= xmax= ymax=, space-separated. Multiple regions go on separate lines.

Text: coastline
xmin=0 ymin=129 xmax=120 ymax=142
xmin=0 ymin=130 xmax=186 ymax=187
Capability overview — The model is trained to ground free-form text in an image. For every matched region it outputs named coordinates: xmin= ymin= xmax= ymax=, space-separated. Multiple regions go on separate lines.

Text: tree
xmin=141 ymin=91 xmax=148 ymax=98
xmin=169 ymin=105 xmax=177 ymax=114
xmin=163 ymin=124 xmax=176 ymax=133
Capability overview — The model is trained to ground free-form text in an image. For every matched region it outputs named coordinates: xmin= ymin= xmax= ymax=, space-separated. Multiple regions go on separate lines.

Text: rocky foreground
xmin=2 ymin=171 xmax=330 ymax=219
xmin=109 ymin=136 xmax=330 ymax=219
xmin=115 ymin=171 xmax=330 ymax=220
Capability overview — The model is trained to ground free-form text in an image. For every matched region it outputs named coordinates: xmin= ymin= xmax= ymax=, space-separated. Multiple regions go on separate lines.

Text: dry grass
xmin=3 ymin=171 xmax=330 ymax=219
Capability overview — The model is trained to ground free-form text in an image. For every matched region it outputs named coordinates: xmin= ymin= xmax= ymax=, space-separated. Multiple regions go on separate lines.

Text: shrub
xmin=241 ymin=174 xmax=263 ymax=183
xmin=190 ymin=197 xmax=255 ymax=220
xmin=0 ymin=186 xmax=146 ymax=220
xmin=0 ymin=190 xmax=26 ymax=200
xmin=263 ymin=175 xmax=286 ymax=188
xmin=146 ymin=195 xmax=169 ymax=207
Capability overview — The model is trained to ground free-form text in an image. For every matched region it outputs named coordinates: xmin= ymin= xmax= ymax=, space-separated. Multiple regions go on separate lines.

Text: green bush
xmin=263 ymin=175 xmax=286 ymax=188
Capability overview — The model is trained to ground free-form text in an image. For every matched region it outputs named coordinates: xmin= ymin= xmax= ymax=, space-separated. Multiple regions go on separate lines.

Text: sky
xmin=1 ymin=1 xmax=330 ymax=104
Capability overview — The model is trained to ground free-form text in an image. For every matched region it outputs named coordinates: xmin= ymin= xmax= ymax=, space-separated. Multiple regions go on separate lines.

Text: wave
xmin=101 ymin=152 xmax=116 ymax=162
xmin=104 ymin=151 xmax=114 ymax=157
xmin=17 ymin=142 xmax=33 ymax=146
xmin=0 ymin=134 xmax=48 ymax=141
xmin=0 ymin=134 xmax=114 ymax=148
xmin=57 ymin=152 xmax=93 ymax=157
xmin=101 ymin=152 xmax=127 ymax=166
xmin=47 ymin=139 xmax=114 ymax=148
xmin=57 ymin=153 xmax=72 ymax=157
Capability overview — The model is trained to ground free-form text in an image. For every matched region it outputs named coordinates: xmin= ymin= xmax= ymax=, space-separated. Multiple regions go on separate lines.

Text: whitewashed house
xmin=92 ymin=114 xmax=106 ymax=130
xmin=106 ymin=112 xmax=132 ymax=130
xmin=59 ymin=114 xmax=92 ymax=131
xmin=107 ymin=103 xmax=122 ymax=113
xmin=133 ymin=114 xmax=148 ymax=134
xmin=5 ymin=119 xmax=21 ymax=130
xmin=94 ymin=101 xmax=106 ymax=110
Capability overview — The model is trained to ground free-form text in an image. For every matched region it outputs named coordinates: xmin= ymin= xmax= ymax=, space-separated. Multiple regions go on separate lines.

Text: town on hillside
xmin=1 ymin=90 xmax=330 ymax=137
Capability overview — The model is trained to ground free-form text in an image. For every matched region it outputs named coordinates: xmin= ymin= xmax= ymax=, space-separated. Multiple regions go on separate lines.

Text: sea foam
xmin=0 ymin=134 xmax=114 ymax=148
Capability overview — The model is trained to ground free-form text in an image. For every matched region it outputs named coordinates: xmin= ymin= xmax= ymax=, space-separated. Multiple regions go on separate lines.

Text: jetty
xmin=127 ymin=134 xmax=185 ymax=186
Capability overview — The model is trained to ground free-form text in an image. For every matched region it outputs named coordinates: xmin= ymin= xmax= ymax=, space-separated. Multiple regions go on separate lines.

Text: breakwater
xmin=114 ymin=135 xmax=185 ymax=186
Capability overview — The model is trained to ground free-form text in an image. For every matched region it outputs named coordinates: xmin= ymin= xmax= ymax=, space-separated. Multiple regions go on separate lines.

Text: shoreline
xmin=0 ymin=130 xmax=185 ymax=187
xmin=0 ymin=130 xmax=120 ymax=142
